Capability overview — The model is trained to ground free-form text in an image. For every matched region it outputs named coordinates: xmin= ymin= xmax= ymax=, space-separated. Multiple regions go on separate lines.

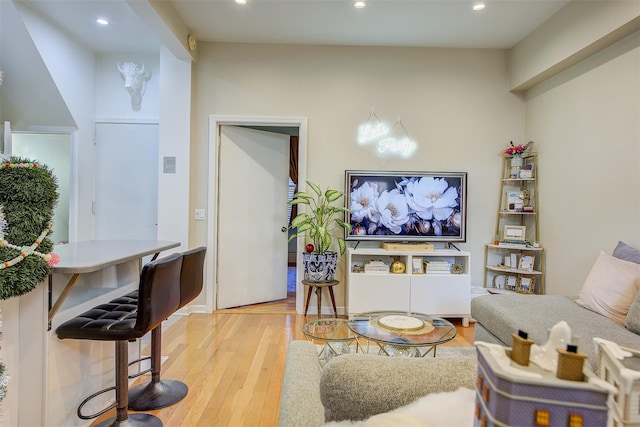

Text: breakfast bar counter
xmin=1 ymin=240 xmax=180 ymax=426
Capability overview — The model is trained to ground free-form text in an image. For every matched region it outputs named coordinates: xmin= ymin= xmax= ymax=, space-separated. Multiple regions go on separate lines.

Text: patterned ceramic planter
xmin=302 ymin=251 xmax=338 ymax=282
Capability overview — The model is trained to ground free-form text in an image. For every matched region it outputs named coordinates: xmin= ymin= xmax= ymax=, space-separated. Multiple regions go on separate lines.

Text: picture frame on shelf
xmin=412 ymin=257 xmax=424 ymax=274
xmin=506 ymin=275 xmax=517 ymax=291
xmin=516 ymin=275 xmax=536 ymax=294
xmin=503 ymin=225 xmax=527 ymax=242
xmin=510 ymin=253 xmax=518 ymax=269
xmin=505 ymin=191 xmax=523 ymax=212
xmin=503 ymin=255 xmax=511 ymax=267
xmin=518 ymin=255 xmax=535 ymax=272
xmin=519 ymin=169 xmax=533 ymax=179
xmin=493 ymin=274 xmax=506 ymax=289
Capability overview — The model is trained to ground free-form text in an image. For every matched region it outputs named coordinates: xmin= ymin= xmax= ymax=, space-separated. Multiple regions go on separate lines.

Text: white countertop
xmin=52 ymin=240 xmax=181 ymax=274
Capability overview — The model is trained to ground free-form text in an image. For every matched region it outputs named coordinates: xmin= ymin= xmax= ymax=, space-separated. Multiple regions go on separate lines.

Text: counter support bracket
xmin=48 ymin=273 xmax=80 ymax=330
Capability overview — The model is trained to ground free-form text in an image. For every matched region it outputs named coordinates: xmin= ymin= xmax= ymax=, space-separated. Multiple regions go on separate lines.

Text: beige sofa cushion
xmin=577 ymin=251 xmax=640 ymax=326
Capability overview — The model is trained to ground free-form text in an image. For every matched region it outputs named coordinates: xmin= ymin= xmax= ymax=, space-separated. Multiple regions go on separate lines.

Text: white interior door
xmin=94 ymin=123 xmax=158 ymax=241
xmin=217 ymin=125 xmax=289 ymax=309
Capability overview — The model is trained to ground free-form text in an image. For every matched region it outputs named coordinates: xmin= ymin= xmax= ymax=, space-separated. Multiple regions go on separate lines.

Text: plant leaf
xmin=289 ymin=198 xmax=310 ymax=206
xmin=295 ymin=223 xmax=313 ymax=234
xmin=335 ymin=219 xmax=352 ymax=232
xmin=306 ymin=181 xmax=322 ymax=197
xmin=325 ymin=189 xmax=343 ymax=202
xmin=337 ymin=238 xmax=347 ymax=255
xmin=292 ymin=192 xmax=313 ymax=199
xmin=291 ymin=213 xmax=310 ymax=228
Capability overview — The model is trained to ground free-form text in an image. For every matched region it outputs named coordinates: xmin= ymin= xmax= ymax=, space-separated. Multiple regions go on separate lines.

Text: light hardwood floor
xmin=93 ymin=296 xmax=474 ymax=426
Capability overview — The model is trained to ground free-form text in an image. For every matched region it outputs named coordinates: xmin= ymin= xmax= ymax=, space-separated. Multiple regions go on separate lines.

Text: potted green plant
xmin=288 ymin=180 xmax=352 ymax=282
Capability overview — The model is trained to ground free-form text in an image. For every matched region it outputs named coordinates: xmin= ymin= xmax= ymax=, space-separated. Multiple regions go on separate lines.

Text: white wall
xmin=509 ymin=0 xmax=640 ymax=91
xmin=525 ymin=32 xmax=640 ymax=295
xmin=191 ymin=43 xmax=526 ymax=307
xmin=157 ymin=46 xmax=191 ymax=255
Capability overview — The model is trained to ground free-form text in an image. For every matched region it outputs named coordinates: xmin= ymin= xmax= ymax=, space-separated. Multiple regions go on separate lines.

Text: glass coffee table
xmin=302 ymin=318 xmax=357 ymax=366
xmin=347 ymin=311 xmax=457 ymax=357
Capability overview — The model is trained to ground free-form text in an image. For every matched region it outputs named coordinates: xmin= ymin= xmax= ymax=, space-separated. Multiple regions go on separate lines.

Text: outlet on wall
xmin=194 ymin=209 xmax=205 ymax=220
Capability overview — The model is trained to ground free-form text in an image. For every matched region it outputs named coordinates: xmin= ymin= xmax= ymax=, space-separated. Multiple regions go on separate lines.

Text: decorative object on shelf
xmin=518 ymin=255 xmax=535 ymax=272
xmin=505 ymin=191 xmax=523 ymax=212
xmin=519 ymin=166 xmax=534 ymax=179
xmin=451 ymin=262 xmax=464 ymax=274
xmin=504 ymin=141 xmax=533 ymax=178
xmin=0 ymin=157 xmax=59 ymax=299
xmin=381 ymin=242 xmax=434 ymax=252
xmin=516 ymin=275 xmax=536 ymax=294
xmin=117 ymin=62 xmax=152 ymax=112
xmin=510 ymin=154 xmax=524 ymax=178
xmin=503 ymin=225 xmax=527 ymax=242
xmin=519 ymin=190 xmax=531 ymax=209
xmin=411 ymin=257 xmax=424 ymax=274
xmin=390 ymin=257 xmax=406 ymax=274
xmin=288 ymin=180 xmax=352 ymax=282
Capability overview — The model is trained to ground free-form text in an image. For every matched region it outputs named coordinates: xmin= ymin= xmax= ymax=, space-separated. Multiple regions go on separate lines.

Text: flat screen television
xmin=345 ymin=170 xmax=467 ymax=243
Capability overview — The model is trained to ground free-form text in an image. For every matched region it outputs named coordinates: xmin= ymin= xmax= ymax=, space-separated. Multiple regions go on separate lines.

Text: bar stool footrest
xmin=128 ymin=380 xmax=188 ymax=411
xmin=78 ymin=386 xmax=117 ymax=420
xmin=128 ymin=356 xmax=152 ymax=379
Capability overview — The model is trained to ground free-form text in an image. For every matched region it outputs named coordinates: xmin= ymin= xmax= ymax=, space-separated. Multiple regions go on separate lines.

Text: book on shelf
xmin=498 ymin=241 xmax=529 ymax=249
xmin=425 ymin=261 xmax=451 ymax=273
xmin=364 ymin=260 xmax=389 ymax=273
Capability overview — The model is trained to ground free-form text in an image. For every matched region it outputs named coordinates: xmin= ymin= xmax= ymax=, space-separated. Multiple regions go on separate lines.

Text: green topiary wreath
xmin=0 ymin=156 xmax=59 ymax=299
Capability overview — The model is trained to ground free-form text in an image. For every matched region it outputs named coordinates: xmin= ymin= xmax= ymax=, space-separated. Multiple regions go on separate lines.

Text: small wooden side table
xmin=302 ymin=279 xmax=339 ymax=318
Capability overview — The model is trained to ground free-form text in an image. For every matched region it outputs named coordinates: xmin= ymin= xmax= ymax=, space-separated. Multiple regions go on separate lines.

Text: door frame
xmin=5 ymin=124 xmax=79 ymax=243
xmin=207 ymin=115 xmax=308 ymax=314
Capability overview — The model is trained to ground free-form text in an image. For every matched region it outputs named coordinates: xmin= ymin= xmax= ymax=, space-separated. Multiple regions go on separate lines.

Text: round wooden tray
xmin=375 ymin=315 xmax=434 ymax=333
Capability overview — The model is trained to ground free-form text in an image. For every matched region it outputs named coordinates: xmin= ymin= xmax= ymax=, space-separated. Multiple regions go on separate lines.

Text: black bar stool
xmin=56 ymin=253 xmax=183 ymax=427
xmin=127 ymin=246 xmax=207 ymax=411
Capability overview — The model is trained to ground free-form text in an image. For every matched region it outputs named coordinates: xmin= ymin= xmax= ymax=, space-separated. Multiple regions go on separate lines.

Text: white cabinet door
xmin=410 ymin=274 xmax=470 ymax=316
xmin=348 ymin=274 xmax=410 ymax=314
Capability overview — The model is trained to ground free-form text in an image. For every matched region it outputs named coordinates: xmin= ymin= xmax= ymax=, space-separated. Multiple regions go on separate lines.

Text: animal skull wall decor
xmin=117 ymin=62 xmax=152 ymax=111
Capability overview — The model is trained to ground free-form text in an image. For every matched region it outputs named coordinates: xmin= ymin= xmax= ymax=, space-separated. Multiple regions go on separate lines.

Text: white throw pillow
xmin=577 ymin=251 xmax=640 ymax=326
xmin=323 ymin=387 xmax=475 ymax=427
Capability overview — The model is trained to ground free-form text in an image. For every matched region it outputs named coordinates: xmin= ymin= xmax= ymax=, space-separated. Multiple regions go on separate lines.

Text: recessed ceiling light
xmin=96 ymin=17 xmax=109 ymax=26
xmin=235 ymin=0 xmax=247 ymax=4
xmin=472 ymin=2 xmax=486 ymax=11
xmin=354 ymin=0 xmax=366 ymax=8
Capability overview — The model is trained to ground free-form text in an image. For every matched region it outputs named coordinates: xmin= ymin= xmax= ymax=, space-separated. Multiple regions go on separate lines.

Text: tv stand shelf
xmin=346 ymin=245 xmax=471 ymax=327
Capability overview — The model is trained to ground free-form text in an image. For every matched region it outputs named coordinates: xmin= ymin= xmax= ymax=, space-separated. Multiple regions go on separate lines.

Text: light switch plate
xmin=163 ymin=157 xmax=176 ymax=174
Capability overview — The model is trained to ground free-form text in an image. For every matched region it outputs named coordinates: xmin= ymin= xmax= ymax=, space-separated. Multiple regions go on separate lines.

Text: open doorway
xmin=207 ymin=116 xmax=308 ymax=315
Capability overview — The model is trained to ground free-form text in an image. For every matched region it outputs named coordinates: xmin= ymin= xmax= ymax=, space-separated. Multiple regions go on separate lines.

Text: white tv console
xmin=346 ymin=244 xmax=471 ymax=327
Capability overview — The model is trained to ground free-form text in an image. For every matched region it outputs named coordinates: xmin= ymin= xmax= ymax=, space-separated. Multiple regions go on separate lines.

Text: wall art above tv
xmin=345 ymin=170 xmax=467 ymax=243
